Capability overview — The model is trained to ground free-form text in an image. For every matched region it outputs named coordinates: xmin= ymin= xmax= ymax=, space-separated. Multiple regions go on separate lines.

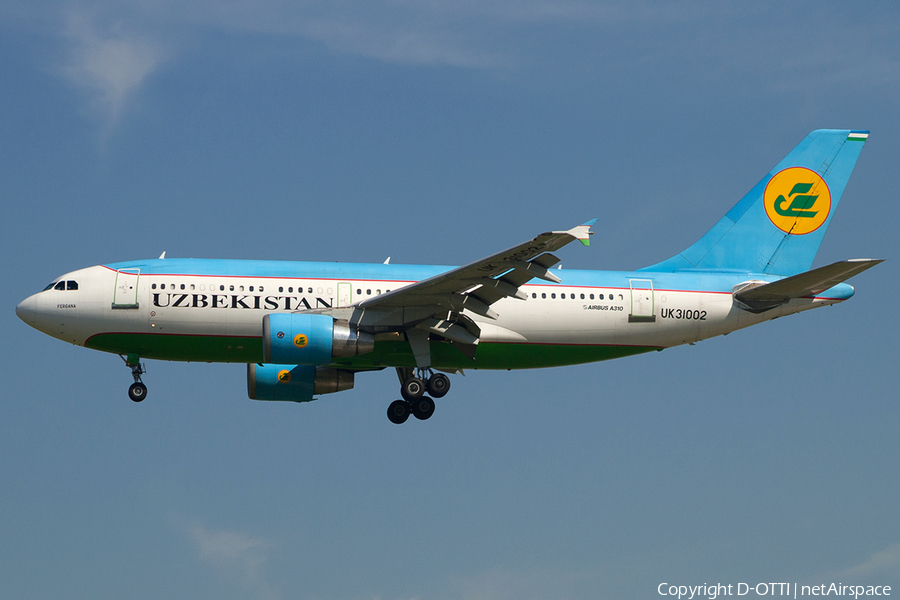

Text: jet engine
xmin=247 ymin=363 xmax=355 ymax=402
xmin=263 ymin=313 xmax=374 ymax=365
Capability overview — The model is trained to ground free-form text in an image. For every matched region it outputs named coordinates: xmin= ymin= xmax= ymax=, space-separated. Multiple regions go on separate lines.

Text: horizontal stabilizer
xmin=734 ymin=259 xmax=883 ymax=313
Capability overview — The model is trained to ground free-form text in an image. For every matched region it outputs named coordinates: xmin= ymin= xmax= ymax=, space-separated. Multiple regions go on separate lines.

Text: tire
xmin=128 ymin=382 xmax=147 ymax=403
xmin=411 ymin=396 xmax=435 ymax=421
xmin=400 ymin=377 xmax=425 ymax=402
xmin=426 ymin=373 xmax=450 ymax=398
xmin=387 ymin=400 xmax=410 ymax=424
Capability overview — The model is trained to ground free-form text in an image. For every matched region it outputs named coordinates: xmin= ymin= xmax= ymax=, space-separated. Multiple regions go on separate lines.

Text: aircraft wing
xmin=352 ymin=220 xmax=596 ymax=351
xmin=734 ymin=258 xmax=883 ymax=313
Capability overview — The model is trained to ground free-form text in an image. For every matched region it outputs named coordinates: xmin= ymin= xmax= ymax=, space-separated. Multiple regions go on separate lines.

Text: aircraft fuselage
xmin=17 ymin=258 xmax=851 ymax=370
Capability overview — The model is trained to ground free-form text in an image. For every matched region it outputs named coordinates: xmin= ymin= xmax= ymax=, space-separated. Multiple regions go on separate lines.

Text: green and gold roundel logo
xmin=293 ymin=334 xmax=309 ymax=348
xmin=277 ymin=369 xmax=291 ymax=383
xmin=764 ymin=167 xmax=831 ymax=235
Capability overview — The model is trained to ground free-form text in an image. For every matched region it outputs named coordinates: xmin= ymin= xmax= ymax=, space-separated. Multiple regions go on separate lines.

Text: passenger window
xmin=288 ymin=287 xmax=293 ymax=293
xmin=190 ymin=284 xmax=195 ymax=290
xmin=542 ymin=293 xmax=546 ymax=299
xmin=590 ymin=294 xmax=594 ymax=300
xmin=180 ymin=284 xmax=185 ymax=290
xmin=259 ymin=286 xmax=264 ymax=292
xmin=599 ymin=294 xmax=604 ymax=300
xmin=239 ymin=285 xmax=244 ymax=292
xmin=532 ymin=293 xmax=536 ymax=299
xmin=551 ymin=293 xmax=556 ymax=299
xmin=249 ymin=286 xmax=254 ymax=292
xmin=229 ymin=285 xmax=235 ymax=292
xmin=357 ymin=289 xmax=362 ymax=295
xmin=54 ymin=281 xmax=65 ymax=290
xmin=279 ymin=287 xmax=284 ymax=293
xmin=152 ymin=284 xmax=157 ymax=290
xmin=309 ymin=287 xmax=314 ymax=293
xmin=366 ymin=289 xmax=372 ymax=295
xmin=580 ymin=293 xmax=585 ymax=299
xmin=67 ymin=281 xmax=78 ymax=290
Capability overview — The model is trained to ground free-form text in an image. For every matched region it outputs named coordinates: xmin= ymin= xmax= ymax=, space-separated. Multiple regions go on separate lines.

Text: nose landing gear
xmin=388 ymin=368 xmax=451 ymax=424
xmin=121 ymin=354 xmax=147 ymax=402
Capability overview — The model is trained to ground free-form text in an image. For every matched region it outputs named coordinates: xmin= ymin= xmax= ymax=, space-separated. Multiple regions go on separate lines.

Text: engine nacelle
xmin=247 ymin=363 xmax=355 ymax=402
xmin=263 ymin=313 xmax=374 ymax=365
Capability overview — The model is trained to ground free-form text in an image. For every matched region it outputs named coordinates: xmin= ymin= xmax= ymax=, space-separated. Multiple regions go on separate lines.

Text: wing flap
xmin=351 ymin=220 xmax=596 ymax=367
xmin=358 ymin=220 xmax=595 ymax=312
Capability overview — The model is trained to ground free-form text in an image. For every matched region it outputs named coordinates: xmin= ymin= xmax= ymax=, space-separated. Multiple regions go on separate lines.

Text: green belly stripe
xmin=334 ymin=340 xmax=657 ymax=370
xmin=86 ymin=333 xmax=658 ymax=370
xmin=85 ymin=333 xmax=264 ymax=363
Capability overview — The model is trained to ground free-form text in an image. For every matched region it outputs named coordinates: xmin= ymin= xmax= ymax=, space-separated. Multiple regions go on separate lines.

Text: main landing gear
xmin=387 ymin=369 xmax=451 ymax=424
xmin=121 ymin=354 xmax=147 ymax=402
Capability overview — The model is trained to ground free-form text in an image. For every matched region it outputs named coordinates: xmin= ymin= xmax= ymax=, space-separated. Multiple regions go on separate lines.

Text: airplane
xmin=16 ymin=129 xmax=882 ymax=424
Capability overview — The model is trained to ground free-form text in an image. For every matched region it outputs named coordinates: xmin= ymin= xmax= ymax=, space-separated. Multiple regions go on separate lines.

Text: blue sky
xmin=2 ymin=2 xmax=899 ymax=599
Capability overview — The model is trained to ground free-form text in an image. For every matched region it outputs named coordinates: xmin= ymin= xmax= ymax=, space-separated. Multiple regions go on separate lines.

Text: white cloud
xmin=832 ymin=544 xmax=900 ymax=579
xmin=190 ymin=524 xmax=281 ymax=600
xmin=6 ymin=0 xmax=894 ymax=128
xmin=459 ymin=564 xmax=607 ymax=600
xmin=60 ymin=10 xmax=166 ymax=126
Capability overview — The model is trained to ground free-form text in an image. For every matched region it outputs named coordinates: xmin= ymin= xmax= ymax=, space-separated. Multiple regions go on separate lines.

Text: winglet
xmin=567 ymin=219 xmax=597 ymax=247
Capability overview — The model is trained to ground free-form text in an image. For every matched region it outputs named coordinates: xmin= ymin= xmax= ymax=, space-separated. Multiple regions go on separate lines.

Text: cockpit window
xmin=54 ymin=281 xmax=66 ymax=290
xmin=43 ymin=282 xmax=57 ymax=291
xmin=67 ymin=281 xmax=79 ymax=290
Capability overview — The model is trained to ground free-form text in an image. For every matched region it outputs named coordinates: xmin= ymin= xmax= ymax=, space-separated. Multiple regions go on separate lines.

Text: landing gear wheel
xmin=387 ymin=400 xmax=410 ymax=424
xmin=426 ymin=373 xmax=450 ymax=398
xmin=411 ymin=396 xmax=435 ymax=421
xmin=400 ymin=377 xmax=426 ymax=402
xmin=128 ymin=382 xmax=148 ymax=403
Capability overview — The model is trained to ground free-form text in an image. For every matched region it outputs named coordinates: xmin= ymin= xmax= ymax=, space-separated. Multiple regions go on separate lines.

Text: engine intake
xmin=262 ymin=313 xmax=374 ymax=365
xmin=247 ymin=363 xmax=355 ymax=402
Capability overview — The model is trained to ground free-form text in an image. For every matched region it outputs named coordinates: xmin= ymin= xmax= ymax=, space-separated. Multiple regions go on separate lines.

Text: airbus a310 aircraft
xmin=17 ymin=129 xmax=882 ymax=423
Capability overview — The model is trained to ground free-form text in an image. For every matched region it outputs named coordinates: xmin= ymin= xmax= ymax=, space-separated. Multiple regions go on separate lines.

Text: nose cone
xmin=16 ymin=294 xmax=37 ymax=327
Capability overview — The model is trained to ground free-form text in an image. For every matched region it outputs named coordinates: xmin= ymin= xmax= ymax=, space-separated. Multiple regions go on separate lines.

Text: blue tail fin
xmin=642 ymin=129 xmax=869 ymax=275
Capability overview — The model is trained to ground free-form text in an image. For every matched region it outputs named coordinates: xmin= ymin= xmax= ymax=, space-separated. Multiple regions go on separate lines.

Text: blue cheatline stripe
xmin=104 ymin=258 xmax=788 ymax=294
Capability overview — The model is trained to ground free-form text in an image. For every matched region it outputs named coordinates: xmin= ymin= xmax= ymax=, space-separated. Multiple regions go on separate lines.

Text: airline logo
xmin=294 ymin=334 xmax=309 ymax=348
xmin=278 ymin=369 xmax=291 ymax=383
xmin=764 ymin=167 xmax=831 ymax=235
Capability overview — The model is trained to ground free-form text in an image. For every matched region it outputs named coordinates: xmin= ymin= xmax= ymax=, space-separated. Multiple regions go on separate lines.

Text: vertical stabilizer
xmin=642 ymin=129 xmax=868 ymax=275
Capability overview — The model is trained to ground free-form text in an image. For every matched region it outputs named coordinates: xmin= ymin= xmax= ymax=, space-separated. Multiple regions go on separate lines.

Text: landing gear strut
xmin=121 ymin=354 xmax=147 ymax=402
xmin=388 ymin=368 xmax=451 ymax=424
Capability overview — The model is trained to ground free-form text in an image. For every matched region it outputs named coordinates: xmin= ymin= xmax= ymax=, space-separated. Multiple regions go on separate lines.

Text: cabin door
xmin=112 ymin=269 xmax=140 ymax=309
xmin=628 ymin=279 xmax=656 ymax=322
xmin=337 ymin=282 xmax=352 ymax=308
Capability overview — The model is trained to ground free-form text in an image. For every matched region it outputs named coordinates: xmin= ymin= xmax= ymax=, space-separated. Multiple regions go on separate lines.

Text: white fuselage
xmin=17 ymin=260 xmax=846 ymax=369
